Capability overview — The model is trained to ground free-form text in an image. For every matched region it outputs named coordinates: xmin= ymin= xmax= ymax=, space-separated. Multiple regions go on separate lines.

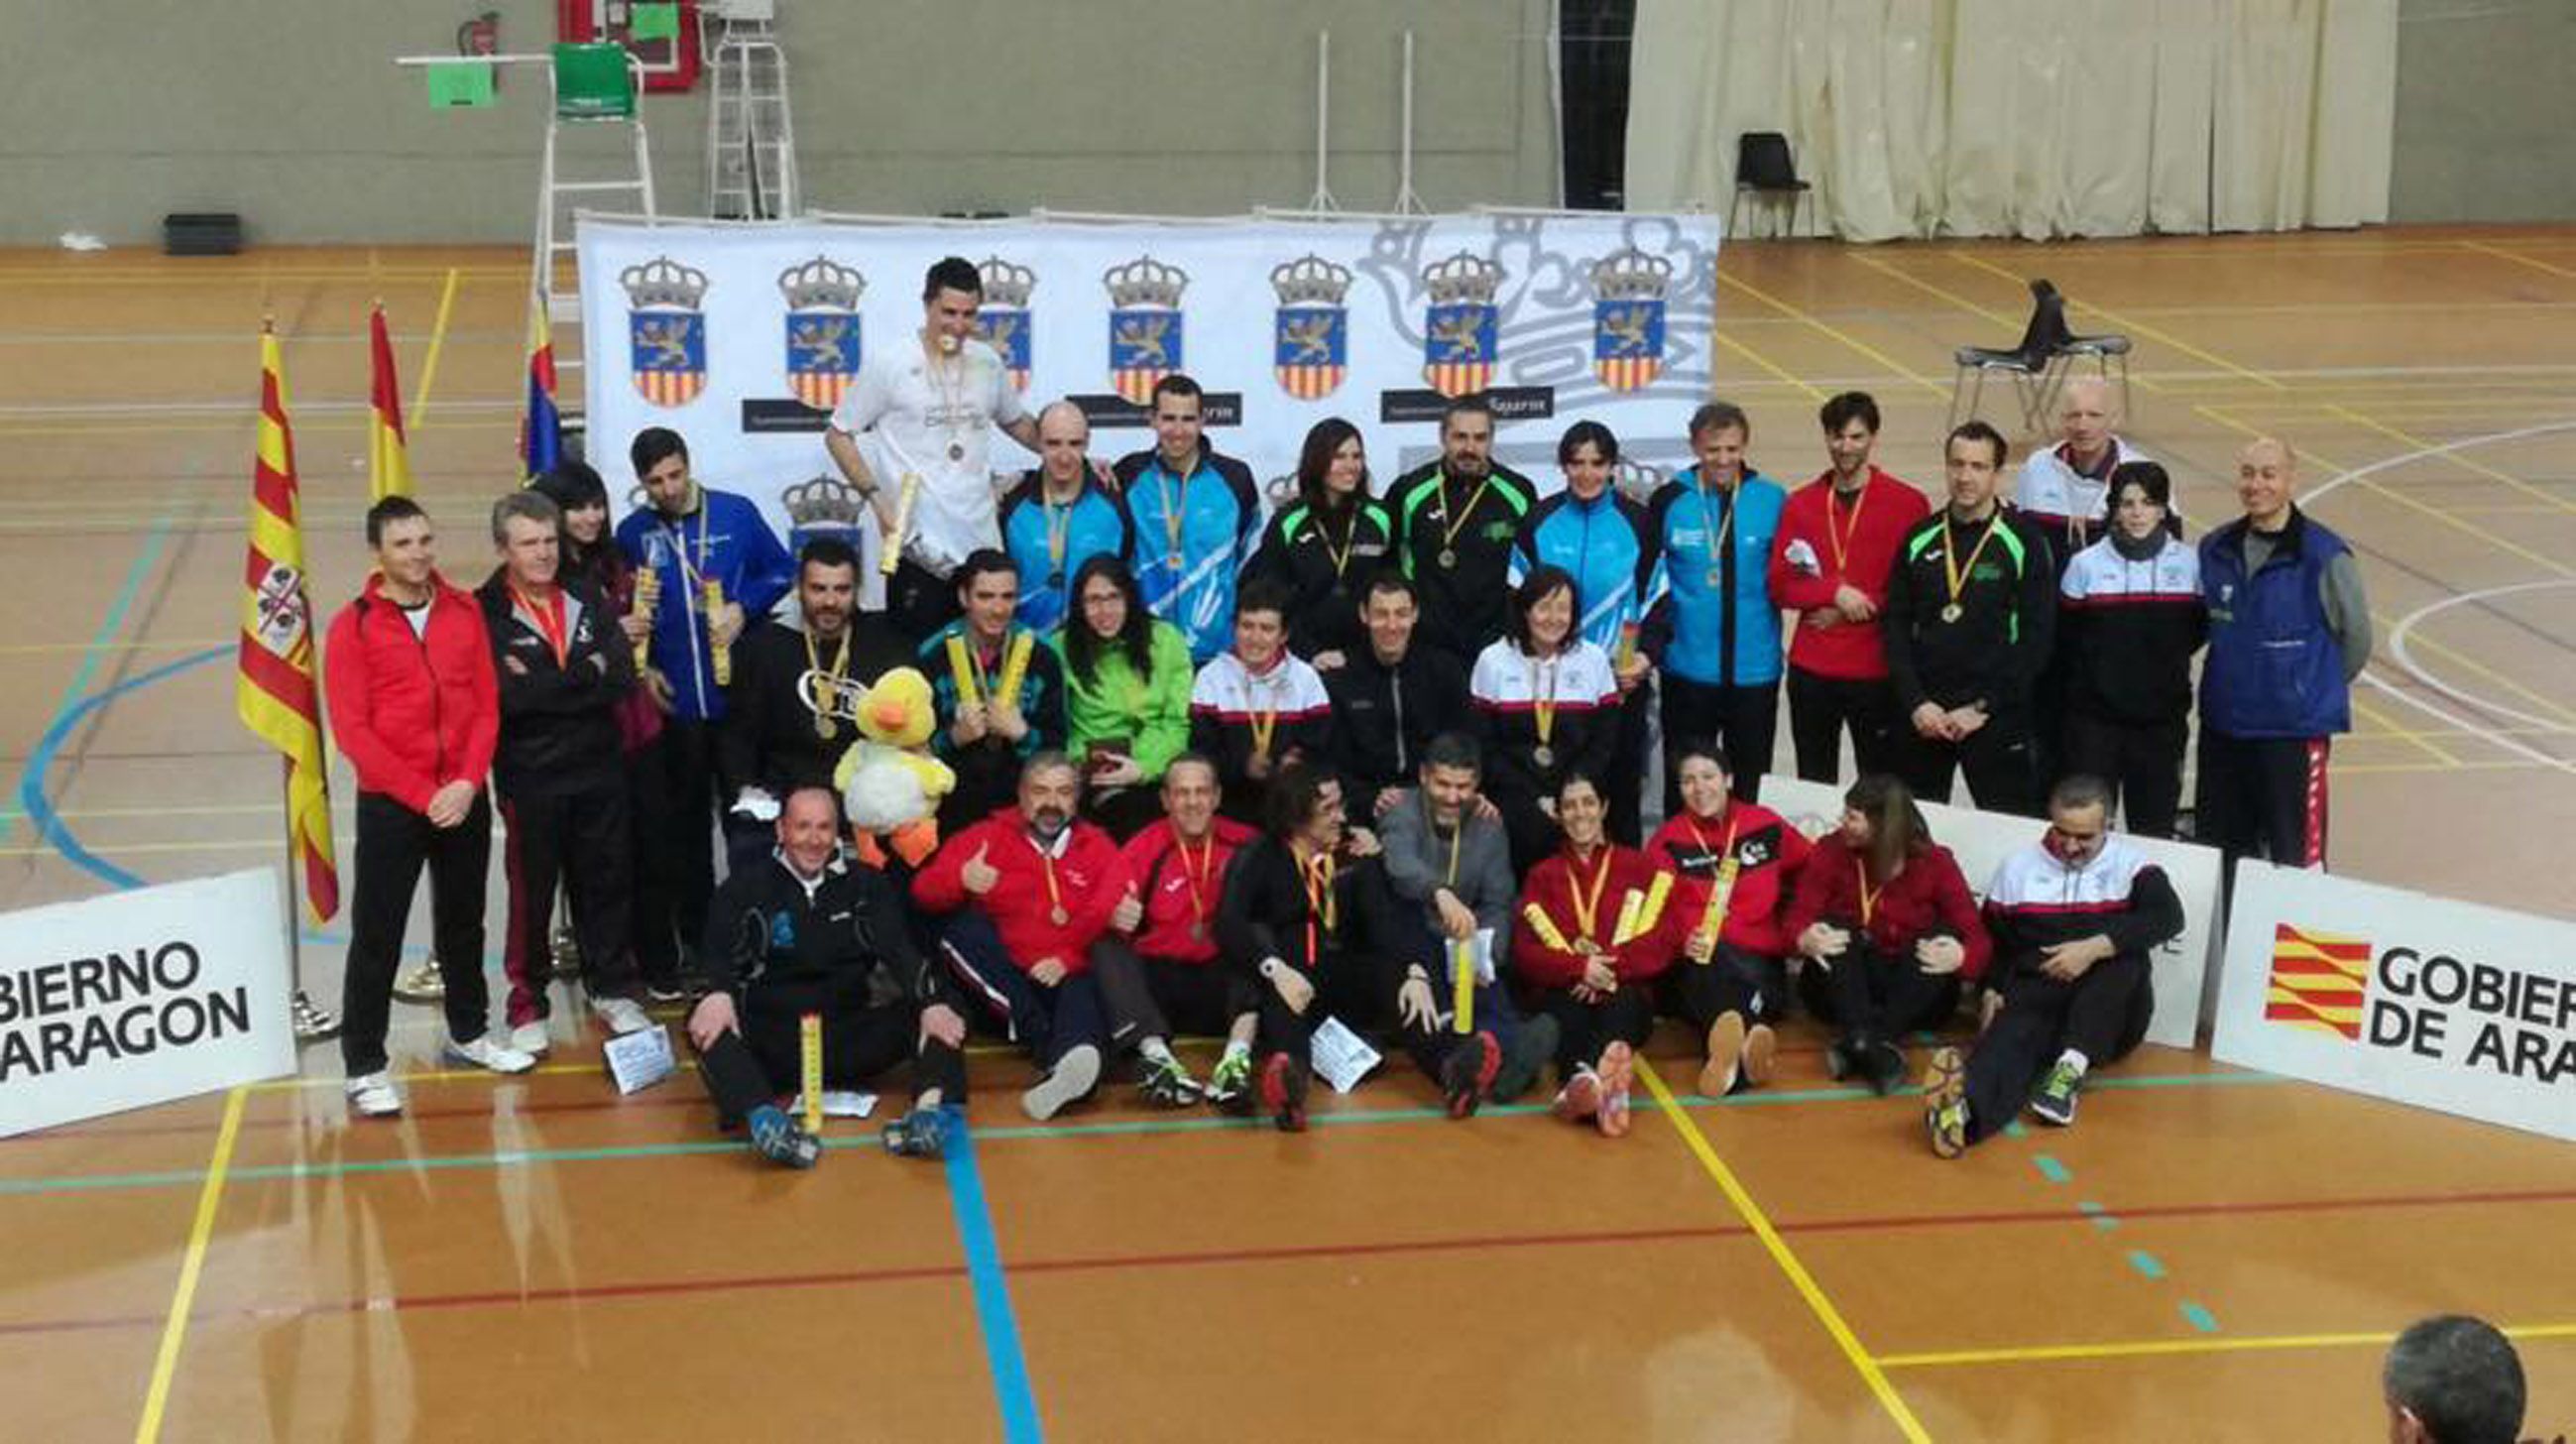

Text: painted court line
xmin=1876 ymin=1320 xmax=2576 ymax=1371
xmin=942 ymin=1117 xmax=1043 ymax=1444
xmin=1636 ymin=1057 xmax=1932 ymax=1442
xmin=131 ymin=1086 xmax=246 ymax=1444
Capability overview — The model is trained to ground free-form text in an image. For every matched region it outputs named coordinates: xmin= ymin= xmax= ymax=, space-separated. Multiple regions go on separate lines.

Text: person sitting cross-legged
xmin=912 ymin=752 xmax=1130 ymax=1121
xmin=1923 ymin=774 xmax=2183 ymax=1157
xmin=1783 ymin=773 xmax=1990 ymax=1096
xmin=1511 ymin=772 xmax=1677 ymax=1138
xmin=1093 ymin=754 xmax=1262 ymax=1108
xmin=685 ymin=787 xmax=970 ymax=1168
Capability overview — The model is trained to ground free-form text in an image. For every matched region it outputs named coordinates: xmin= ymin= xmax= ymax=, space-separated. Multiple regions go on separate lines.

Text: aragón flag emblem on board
xmin=2266 ymin=922 xmax=2371 ymax=1041
xmin=624 ymin=257 xmax=710 ymax=409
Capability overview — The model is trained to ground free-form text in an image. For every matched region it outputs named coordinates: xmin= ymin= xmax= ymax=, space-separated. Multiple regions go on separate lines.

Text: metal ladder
xmin=704 ymin=1 xmax=797 ymax=219
xmin=533 ymin=47 xmax=656 ymax=343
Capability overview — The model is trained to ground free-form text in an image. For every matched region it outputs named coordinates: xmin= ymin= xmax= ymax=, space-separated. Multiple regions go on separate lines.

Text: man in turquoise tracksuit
xmin=1642 ymin=402 xmax=1786 ymax=807
xmin=614 ymin=425 xmax=796 ymax=968
xmin=1114 ymin=374 xmax=1262 ymax=664
xmin=998 ymin=401 xmax=1134 ymax=634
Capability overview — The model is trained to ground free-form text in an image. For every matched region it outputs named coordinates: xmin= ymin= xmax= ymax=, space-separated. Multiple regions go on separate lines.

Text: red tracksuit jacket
xmin=322 ymin=571 xmax=500 ymax=815
xmin=913 ymin=807 xmax=1133 ymax=975
xmin=1117 ymin=816 xmax=1256 ymax=965
xmin=1767 ymin=467 xmax=1930 ymax=681
xmin=1781 ymin=835 xmax=1994 ymax=982
xmin=1645 ymin=800 xmax=1812 ymax=958
xmin=1511 ymin=843 xmax=1680 ymax=989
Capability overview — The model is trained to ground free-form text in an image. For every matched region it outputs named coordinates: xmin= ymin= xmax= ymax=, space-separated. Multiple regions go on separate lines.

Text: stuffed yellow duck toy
xmin=832 ymin=666 xmax=955 ymax=868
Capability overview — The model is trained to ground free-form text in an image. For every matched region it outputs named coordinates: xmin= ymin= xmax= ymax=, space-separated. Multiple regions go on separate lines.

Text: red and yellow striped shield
xmin=2264 ymin=922 xmax=2371 ymax=1040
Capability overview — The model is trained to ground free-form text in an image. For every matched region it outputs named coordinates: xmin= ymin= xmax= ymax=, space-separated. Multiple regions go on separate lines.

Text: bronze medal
xmin=1189 ymin=921 xmax=1207 ymax=942
xmin=1705 ymin=566 xmax=1724 ymax=588
xmin=1048 ymin=905 xmax=1070 ymax=925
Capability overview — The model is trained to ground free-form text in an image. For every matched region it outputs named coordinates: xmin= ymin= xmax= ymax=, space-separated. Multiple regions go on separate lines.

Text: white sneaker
xmin=444 ymin=1034 xmax=536 ymax=1074
xmin=1021 ymin=1043 xmax=1102 ymax=1122
xmin=591 ymin=996 xmax=654 ymax=1036
xmin=508 ymin=1021 xmax=551 ymax=1056
xmin=346 ymin=1072 xmax=404 ymax=1118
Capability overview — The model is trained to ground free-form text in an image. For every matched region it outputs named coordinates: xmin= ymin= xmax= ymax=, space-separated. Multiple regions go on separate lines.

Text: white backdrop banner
xmin=0 ymin=869 xmax=297 ymax=1137
xmin=577 ymin=212 xmax=1722 ymax=542
xmin=1758 ymin=777 xmax=2221 ymax=1051
xmin=2213 ymin=862 xmax=2576 ymax=1143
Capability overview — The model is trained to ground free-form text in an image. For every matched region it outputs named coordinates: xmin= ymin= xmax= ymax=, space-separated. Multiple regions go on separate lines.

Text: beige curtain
xmin=1624 ymin=0 xmax=2396 ymax=237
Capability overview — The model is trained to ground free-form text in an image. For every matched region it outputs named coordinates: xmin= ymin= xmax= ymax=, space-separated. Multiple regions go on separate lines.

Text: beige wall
xmin=0 ymin=0 xmax=1561 ymax=248
xmin=2390 ymin=0 xmax=2576 ymax=222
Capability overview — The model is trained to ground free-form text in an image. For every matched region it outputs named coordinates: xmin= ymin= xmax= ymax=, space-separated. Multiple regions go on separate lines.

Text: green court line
xmin=0 ymin=1070 xmax=2291 ymax=1200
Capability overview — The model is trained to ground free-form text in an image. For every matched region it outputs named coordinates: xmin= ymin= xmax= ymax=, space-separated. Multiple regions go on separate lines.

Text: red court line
xmin=9 ymin=1184 xmax=2576 ymax=1340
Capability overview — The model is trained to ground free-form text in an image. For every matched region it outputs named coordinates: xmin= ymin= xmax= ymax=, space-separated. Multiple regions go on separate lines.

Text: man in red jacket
xmin=1768 ymin=392 xmax=1930 ymax=784
xmin=1093 ymin=754 xmax=1260 ymax=1108
xmin=323 ymin=497 xmax=534 ymax=1119
xmin=913 ymin=752 xmax=1132 ymax=1119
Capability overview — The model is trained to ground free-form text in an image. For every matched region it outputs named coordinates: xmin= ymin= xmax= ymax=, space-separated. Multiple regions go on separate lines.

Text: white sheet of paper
xmin=602 ymin=1025 xmax=676 ymax=1095
xmin=784 ymin=1091 xmax=878 ymax=1120
xmin=1308 ymin=1016 xmax=1382 ymax=1095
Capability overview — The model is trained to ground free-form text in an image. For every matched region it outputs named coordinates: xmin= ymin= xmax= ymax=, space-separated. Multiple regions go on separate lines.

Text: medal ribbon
xmin=510 ymin=584 xmax=568 ymax=669
xmin=1941 ymin=512 xmax=2004 ymax=616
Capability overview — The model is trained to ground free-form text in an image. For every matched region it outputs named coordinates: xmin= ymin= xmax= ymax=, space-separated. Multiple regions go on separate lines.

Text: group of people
xmin=315 ymin=255 xmax=2373 ymax=1171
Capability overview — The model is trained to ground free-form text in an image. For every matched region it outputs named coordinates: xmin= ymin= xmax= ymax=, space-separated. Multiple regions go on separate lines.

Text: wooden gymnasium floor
xmin=5 ymin=228 xmax=2576 ymax=1442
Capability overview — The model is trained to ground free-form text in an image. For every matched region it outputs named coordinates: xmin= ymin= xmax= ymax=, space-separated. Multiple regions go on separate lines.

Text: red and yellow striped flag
xmin=237 ymin=325 xmax=341 ymax=922
xmin=2264 ymin=922 xmax=2370 ymax=1040
xmin=367 ymin=301 xmax=412 ymax=502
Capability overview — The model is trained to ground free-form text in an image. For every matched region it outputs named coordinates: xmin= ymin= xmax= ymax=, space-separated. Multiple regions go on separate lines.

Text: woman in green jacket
xmin=1054 ymin=553 xmax=1196 ymax=838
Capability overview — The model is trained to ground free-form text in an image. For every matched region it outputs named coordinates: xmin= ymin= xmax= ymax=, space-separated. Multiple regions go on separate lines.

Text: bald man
xmin=2016 ymin=378 xmax=2152 ymax=561
xmin=2195 ymin=438 xmax=2371 ymax=870
xmin=997 ymin=401 xmax=1135 ymax=633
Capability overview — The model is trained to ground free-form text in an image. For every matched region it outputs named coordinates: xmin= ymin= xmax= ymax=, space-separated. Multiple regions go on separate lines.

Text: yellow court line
xmin=132 ymin=1085 xmax=247 ymax=1443
xmin=2458 ymin=239 xmax=2576 ymax=284
xmin=1707 ymin=329 xmax=1823 ymax=400
xmin=409 ymin=267 xmax=463 ymax=427
xmin=1851 ymin=252 xmax=2022 ymax=330
xmin=1635 ymin=1058 xmax=1932 ymax=1441
xmin=2375 ymin=613 xmax=2576 ymax=731
xmin=2328 ymin=404 xmax=2576 ymax=521
xmin=1714 ymin=272 xmax=1949 ymax=398
xmin=1877 ymin=1319 xmax=2576 ymax=1371
xmin=2347 ymin=696 xmax=2456 ymax=767
xmin=2335 ymin=758 xmax=2555 ymax=776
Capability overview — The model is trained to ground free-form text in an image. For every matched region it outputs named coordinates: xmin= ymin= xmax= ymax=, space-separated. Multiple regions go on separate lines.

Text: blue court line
xmin=2180 ymin=1301 xmax=2222 ymax=1333
xmin=2126 ymin=1250 xmax=2167 ymax=1281
xmin=941 ymin=1114 xmax=1043 ymax=1444
xmin=19 ymin=644 xmax=228 ymax=889
xmin=2032 ymin=1153 xmax=2073 ymax=1185
xmin=2078 ymin=1200 xmax=2118 ymax=1232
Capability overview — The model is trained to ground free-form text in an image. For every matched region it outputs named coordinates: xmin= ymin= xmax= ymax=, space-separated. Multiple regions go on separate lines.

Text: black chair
xmin=1728 ymin=132 xmax=1813 ymax=239
xmin=1949 ymin=280 xmax=2071 ymax=431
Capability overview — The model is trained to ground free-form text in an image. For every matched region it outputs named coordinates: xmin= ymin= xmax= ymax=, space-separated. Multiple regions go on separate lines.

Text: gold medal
xmin=815 ymin=714 xmax=838 ymax=741
xmin=1049 ymin=905 xmax=1070 ymax=925
xmin=1939 ymin=603 xmax=1963 ymax=624
xmin=1705 ymin=566 xmax=1723 ymax=587
xmin=1533 ymin=743 xmax=1555 ymax=769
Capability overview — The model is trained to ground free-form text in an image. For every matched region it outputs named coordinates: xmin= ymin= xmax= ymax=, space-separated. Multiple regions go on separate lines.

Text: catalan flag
xmin=2264 ymin=922 xmax=2371 ymax=1040
xmin=236 ymin=324 xmax=341 ymax=922
xmin=366 ymin=301 xmax=412 ymax=501
xmin=522 ymin=298 xmax=563 ymax=480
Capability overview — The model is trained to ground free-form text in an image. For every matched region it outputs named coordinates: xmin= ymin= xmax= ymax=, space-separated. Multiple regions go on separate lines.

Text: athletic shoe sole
xmin=1741 ymin=1023 xmax=1777 ymax=1091
xmin=1595 ymin=1039 xmax=1636 ymax=1139
xmin=1259 ymin=1051 xmax=1309 ymax=1133
xmin=1022 ymin=1043 xmax=1103 ymax=1122
xmin=1698 ymin=1012 xmax=1747 ymax=1099
xmin=1923 ymin=1046 xmax=1968 ymax=1159
xmin=1552 ymin=1070 xmax=1602 ymax=1124
xmin=1444 ymin=1031 xmax=1502 ymax=1119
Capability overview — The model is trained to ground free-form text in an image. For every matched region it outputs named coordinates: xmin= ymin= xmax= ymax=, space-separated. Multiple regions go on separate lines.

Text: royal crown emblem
xmin=1106 ymin=256 xmax=1189 ymax=406
xmin=1589 ymin=248 xmax=1672 ymax=393
xmin=1271 ymin=254 xmax=1351 ymax=402
xmin=1421 ymin=252 xmax=1503 ymax=398
xmin=778 ymin=257 xmax=865 ymax=411
xmin=782 ymin=474 xmax=866 ymax=531
xmin=623 ymin=256 xmax=710 ymax=409
xmin=974 ymin=256 xmax=1036 ymax=392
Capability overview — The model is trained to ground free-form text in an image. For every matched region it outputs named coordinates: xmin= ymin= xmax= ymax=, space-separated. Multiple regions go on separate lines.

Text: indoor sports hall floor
xmin=4 ymin=228 xmax=2574 ymax=1441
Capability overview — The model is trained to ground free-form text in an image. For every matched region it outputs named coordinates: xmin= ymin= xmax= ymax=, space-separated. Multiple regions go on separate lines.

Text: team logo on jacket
xmin=768 ymin=910 xmax=797 ymax=951
xmin=624 ymin=257 xmax=710 ymax=409
xmin=1271 ymin=255 xmax=1350 ymax=400
xmin=778 ymin=257 xmax=864 ymax=411
xmin=1589 ymin=249 xmax=1671 ymax=393
xmin=1106 ymin=256 xmax=1188 ymax=406
xmin=2265 ymin=922 xmax=2369 ymax=1041
xmin=974 ymin=257 xmax=1036 ymax=392
xmin=1421 ymin=252 xmax=1502 ymax=398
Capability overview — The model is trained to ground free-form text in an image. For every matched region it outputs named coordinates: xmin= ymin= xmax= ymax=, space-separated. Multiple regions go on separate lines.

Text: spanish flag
xmin=522 ymin=298 xmax=563 ymax=480
xmin=365 ymin=301 xmax=412 ymax=502
xmin=237 ymin=324 xmax=341 ymax=922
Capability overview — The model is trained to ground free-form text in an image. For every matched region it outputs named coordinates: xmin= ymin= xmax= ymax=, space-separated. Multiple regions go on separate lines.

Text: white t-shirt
xmin=830 ymin=336 xmax=1028 ymax=575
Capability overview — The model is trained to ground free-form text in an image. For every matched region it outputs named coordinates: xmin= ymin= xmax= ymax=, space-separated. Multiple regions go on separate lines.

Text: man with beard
xmin=1386 ymin=394 xmax=1538 ymax=664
